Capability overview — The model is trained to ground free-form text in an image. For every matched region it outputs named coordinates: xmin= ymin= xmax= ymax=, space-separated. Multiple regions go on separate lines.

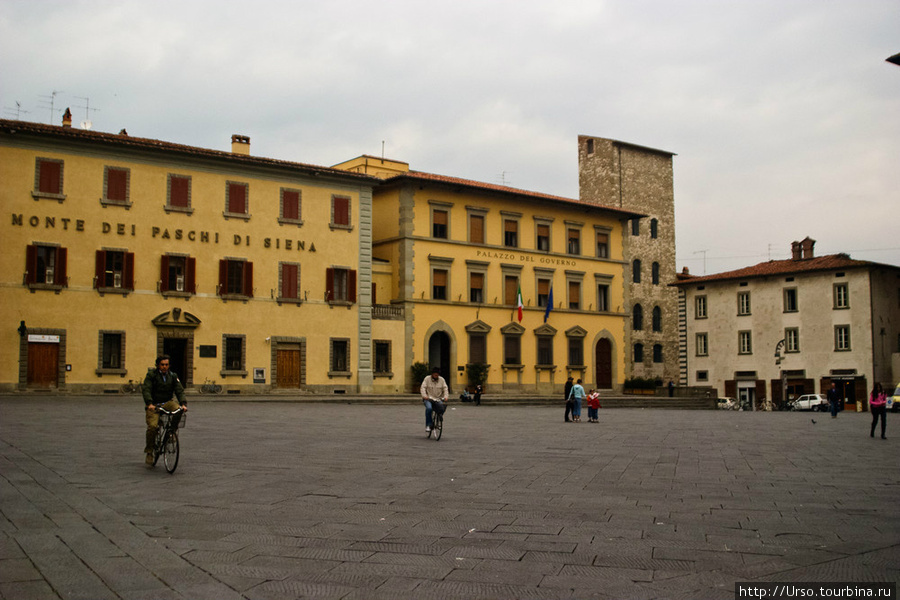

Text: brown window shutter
xmin=282 ymin=190 xmax=299 ymax=220
xmin=281 ymin=264 xmax=297 ymax=298
xmin=107 ymin=168 xmax=127 ymax=201
xmin=55 ymin=247 xmax=68 ymax=286
xmin=333 ymin=197 xmax=349 ymax=225
xmin=505 ymin=219 xmax=517 ymax=233
xmin=124 ymin=252 xmax=135 ymax=290
xmin=433 ymin=210 xmax=447 ymax=225
xmin=470 ymin=215 xmax=484 ymax=243
xmin=243 ymin=261 xmax=253 ymax=297
xmin=505 ymin=276 xmax=517 ymax=305
xmin=95 ymin=250 xmax=106 ymax=288
xmin=325 ymin=268 xmax=335 ymax=300
xmin=471 ymin=272 xmax=483 ymax=290
xmin=39 ymin=160 xmax=61 ymax=194
xmin=538 ymin=279 xmax=549 ymax=296
xmin=218 ymin=260 xmax=227 ymax=296
xmin=538 ymin=224 xmax=549 ymax=238
xmin=349 ymin=270 xmax=357 ymax=303
xmin=170 ymin=176 xmax=189 ymax=207
xmin=228 ymin=183 xmax=247 ymax=214
xmin=372 ymin=282 xmax=377 ymax=305
xmin=433 ymin=270 xmax=447 ymax=287
xmin=160 ymin=255 xmax=170 ymax=292
xmin=186 ymin=257 xmax=196 ymax=294
xmin=25 ymin=245 xmax=38 ymax=284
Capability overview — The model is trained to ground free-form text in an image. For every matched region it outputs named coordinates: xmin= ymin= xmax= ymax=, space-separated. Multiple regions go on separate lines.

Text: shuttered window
xmin=469 ymin=214 xmax=484 ymax=244
xmin=332 ymin=196 xmax=350 ymax=226
xmin=227 ymin=182 xmax=248 ymax=215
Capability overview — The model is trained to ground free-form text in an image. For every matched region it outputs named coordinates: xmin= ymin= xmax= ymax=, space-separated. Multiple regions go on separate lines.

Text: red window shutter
xmin=228 ymin=183 xmax=247 ymax=214
xmin=326 ymin=268 xmax=334 ymax=301
xmin=243 ymin=261 xmax=253 ymax=297
xmin=160 ymin=255 xmax=170 ymax=292
xmin=281 ymin=264 xmax=298 ymax=298
xmin=95 ymin=250 xmax=106 ymax=288
xmin=186 ymin=257 xmax=196 ymax=294
xmin=349 ymin=270 xmax=357 ymax=303
xmin=123 ymin=252 xmax=135 ymax=290
xmin=218 ymin=259 xmax=227 ymax=296
xmin=333 ymin=197 xmax=349 ymax=225
xmin=25 ymin=245 xmax=38 ymax=284
xmin=39 ymin=160 xmax=61 ymax=194
xmin=55 ymin=248 xmax=68 ymax=287
xmin=107 ymin=168 xmax=127 ymax=201
xmin=170 ymin=176 xmax=189 ymax=207
xmin=282 ymin=190 xmax=299 ymax=220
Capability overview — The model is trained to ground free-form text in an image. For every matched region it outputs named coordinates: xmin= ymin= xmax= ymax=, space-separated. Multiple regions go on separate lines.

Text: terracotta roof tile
xmin=671 ymin=253 xmax=896 ymax=286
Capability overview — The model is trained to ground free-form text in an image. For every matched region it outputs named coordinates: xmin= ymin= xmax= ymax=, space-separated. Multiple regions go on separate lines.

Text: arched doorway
xmin=595 ymin=338 xmax=612 ymax=389
xmin=428 ymin=331 xmax=452 ymax=391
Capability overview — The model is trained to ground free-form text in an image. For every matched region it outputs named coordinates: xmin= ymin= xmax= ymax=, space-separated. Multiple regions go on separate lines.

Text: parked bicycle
xmin=427 ymin=400 xmax=445 ymax=441
xmin=151 ymin=407 xmax=186 ymax=473
xmin=200 ymin=378 xmax=223 ymax=394
xmin=121 ymin=379 xmax=140 ymax=394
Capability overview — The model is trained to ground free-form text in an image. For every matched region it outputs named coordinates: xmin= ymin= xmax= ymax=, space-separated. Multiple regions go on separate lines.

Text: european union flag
xmin=544 ymin=286 xmax=553 ymax=323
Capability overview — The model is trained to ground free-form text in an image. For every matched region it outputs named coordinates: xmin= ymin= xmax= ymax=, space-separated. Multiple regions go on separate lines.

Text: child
xmin=586 ymin=389 xmax=601 ymax=423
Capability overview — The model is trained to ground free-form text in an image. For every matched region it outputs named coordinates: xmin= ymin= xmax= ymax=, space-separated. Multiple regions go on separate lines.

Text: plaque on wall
xmin=198 ymin=345 xmax=217 ymax=358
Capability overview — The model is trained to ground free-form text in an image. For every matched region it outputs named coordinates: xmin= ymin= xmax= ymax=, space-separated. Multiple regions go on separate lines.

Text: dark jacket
xmin=564 ymin=380 xmax=574 ymax=403
xmin=142 ymin=368 xmax=186 ymax=407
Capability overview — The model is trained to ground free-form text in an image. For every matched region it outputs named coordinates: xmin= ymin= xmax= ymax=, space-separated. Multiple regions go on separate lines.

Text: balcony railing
xmin=372 ymin=304 xmax=404 ymax=320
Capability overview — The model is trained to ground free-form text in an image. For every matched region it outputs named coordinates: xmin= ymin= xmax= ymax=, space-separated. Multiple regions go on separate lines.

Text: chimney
xmin=62 ymin=108 xmax=72 ymax=128
xmin=790 ymin=241 xmax=801 ymax=261
xmin=800 ymin=237 xmax=816 ymax=260
xmin=231 ymin=134 xmax=250 ymax=155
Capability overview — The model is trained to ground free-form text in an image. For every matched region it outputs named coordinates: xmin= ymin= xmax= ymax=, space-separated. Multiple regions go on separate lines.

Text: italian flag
xmin=516 ymin=284 xmax=524 ymax=323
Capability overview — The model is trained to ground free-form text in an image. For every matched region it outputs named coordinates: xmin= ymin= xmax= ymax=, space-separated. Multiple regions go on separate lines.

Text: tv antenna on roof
xmin=74 ymin=96 xmax=100 ymax=129
xmin=38 ymin=90 xmax=64 ymax=124
xmin=498 ymin=171 xmax=513 ymax=186
xmin=3 ymin=101 xmax=30 ymax=120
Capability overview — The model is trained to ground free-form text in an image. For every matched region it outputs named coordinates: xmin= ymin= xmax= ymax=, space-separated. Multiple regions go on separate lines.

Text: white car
xmin=791 ymin=394 xmax=829 ymax=412
xmin=717 ymin=397 xmax=737 ymax=410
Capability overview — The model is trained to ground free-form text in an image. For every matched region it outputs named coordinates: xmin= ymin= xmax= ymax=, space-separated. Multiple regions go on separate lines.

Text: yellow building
xmin=1 ymin=118 xmax=396 ymax=394
xmin=334 ymin=156 xmax=642 ymax=394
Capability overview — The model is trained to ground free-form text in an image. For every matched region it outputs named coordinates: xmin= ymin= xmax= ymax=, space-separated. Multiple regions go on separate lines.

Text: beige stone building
xmin=577 ymin=136 xmax=679 ymax=386
xmin=672 ymin=238 xmax=900 ymax=409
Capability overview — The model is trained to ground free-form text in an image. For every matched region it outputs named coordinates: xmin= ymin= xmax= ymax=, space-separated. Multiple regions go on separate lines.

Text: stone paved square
xmin=1 ymin=396 xmax=898 ymax=599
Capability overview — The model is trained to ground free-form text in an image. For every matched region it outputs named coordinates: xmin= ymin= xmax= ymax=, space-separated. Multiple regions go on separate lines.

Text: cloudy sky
xmin=2 ymin=0 xmax=898 ymax=274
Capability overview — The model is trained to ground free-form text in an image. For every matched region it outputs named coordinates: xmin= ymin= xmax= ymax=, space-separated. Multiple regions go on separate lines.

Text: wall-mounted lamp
xmin=17 ymin=321 xmax=27 ymax=338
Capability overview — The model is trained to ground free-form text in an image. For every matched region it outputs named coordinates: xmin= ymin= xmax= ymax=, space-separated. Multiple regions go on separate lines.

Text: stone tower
xmin=577 ymin=136 xmax=679 ymax=387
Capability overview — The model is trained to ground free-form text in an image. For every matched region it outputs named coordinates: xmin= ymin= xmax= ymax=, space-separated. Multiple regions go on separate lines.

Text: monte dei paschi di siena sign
xmin=10 ymin=213 xmax=318 ymax=252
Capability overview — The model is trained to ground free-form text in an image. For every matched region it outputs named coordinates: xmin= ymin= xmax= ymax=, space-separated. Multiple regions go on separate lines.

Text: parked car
xmin=790 ymin=394 xmax=829 ymax=411
xmin=717 ymin=397 xmax=737 ymax=410
xmin=889 ymin=383 xmax=900 ymax=412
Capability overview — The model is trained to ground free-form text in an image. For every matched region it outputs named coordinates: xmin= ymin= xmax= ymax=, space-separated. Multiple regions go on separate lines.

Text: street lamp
xmin=774 ymin=339 xmax=785 ymax=412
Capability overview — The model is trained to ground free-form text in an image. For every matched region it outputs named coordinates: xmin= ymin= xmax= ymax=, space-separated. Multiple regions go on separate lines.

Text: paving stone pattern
xmin=1 ymin=397 xmax=897 ymax=599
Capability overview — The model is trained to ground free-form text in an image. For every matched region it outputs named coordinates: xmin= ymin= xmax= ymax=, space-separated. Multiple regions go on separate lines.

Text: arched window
xmin=650 ymin=218 xmax=658 ymax=239
xmin=652 ymin=306 xmax=662 ymax=332
xmin=634 ymin=343 xmax=644 ymax=363
xmin=633 ymin=303 xmax=643 ymax=331
xmin=653 ymin=344 xmax=663 ymax=363
xmin=652 ymin=262 xmax=660 ymax=285
xmin=633 ymin=259 xmax=642 ymax=283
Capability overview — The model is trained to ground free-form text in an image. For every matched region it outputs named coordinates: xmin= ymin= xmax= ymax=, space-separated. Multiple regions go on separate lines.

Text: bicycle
xmin=152 ymin=407 xmax=186 ymax=473
xmin=121 ymin=379 xmax=140 ymax=394
xmin=200 ymin=378 xmax=223 ymax=394
xmin=427 ymin=399 xmax=445 ymax=441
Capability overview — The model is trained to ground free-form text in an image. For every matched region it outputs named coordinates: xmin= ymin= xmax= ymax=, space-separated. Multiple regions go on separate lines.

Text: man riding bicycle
xmin=142 ymin=354 xmax=187 ymax=466
xmin=420 ymin=366 xmax=449 ymax=434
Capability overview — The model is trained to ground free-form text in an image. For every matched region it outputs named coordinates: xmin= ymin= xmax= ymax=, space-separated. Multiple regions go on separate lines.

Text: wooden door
xmin=27 ymin=343 xmax=59 ymax=387
xmin=277 ymin=348 xmax=302 ymax=388
xmin=595 ymin=339 xmax=612 ymax=389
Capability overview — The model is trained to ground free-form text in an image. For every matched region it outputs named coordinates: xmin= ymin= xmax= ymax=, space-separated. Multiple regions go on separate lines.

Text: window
xmin=25 ymin=244 xmax=68 ymax=288
xmin=278 ymin=262 xmax=301 ymax=302
xmin=651 ymin=262 xmax=660 ymax=285
xmin=536 ymin=336 xmax=553 ymax=366
xmin=695 ymin=295 xmax=707 ymax=319
xmin=586 ymin=138 xmax=594 ymax=154
xmin=504 ymin=275 xmax=519 ymax=306
xmin=634 ymin=343 xmax=644 ymax=363
xmin=597 ymin=283 xmax=609 ymax=312
xmin=432 ymin=209 xmax=448 ymax=239
xmin=504 ymin=334 xmax=521 ymax=365
xmin=596 ymin=229 xmax=609 ymax=258
xmin=280 ymin=188 xmax=302 ymax=224
xmin=102 ymin=166 xmax=130 ymax=206
xmin=650 ymin=218 xmax=658 ymax=239
xmin=696 ymin=333 xmax=708 ymax=357
xmin=653 ymin=344 xmax=663 ymax=363
xmin=469 ymin=333 xmax=487 ymax=365
xmin=374 ymin=340 xmax=392 ymax=375
xmin=469 ymin=272 xmax=484 ymax=303
xmin=469 ymin=213 xmax=485 ymax=244
xmin=503 ymin=218 xmax=518 ymax=248
xmin=326 ymin=267 xmax=356 ymax=303
xmin=696 ymin=370 xmax=708 ymax=382
xmin=331 ymin=195 xmax=351 ymax=228
xmin=633 ymin=303 xmax=643 ymax=331
xmin=835 ymin=325 xmax=851 ymax=351
xmin=536 ymin=223 xmax=550 ymax=251
xmin=432 ymin=269 xmax=448 ymax=300
xmin=160 ymin=255 xmax=196 ymax=294
xmin=537 ymin=278 xmax=552 ymax=308
xmin=98 ymin=331 xmax=125 ymax=372
xmin=34 ymin=158 xmax=64 ymax=199
xmin=567 ymin=228 xmax=580 ymax=255
xmin=567 ymin=280 xmax=581 ymax=310
xmin=784 ymin=288 xmax=798 ymax=312
xmin=167 ymin=174 xmax=191 ymax=211
xmin=218 ymin=259 xmax=253 ymax=297
xmin=785 ymin=327 xmax=800 ymax=353
xmin=225 ymin=181 xmax=249 ymax=217
xmin=652 ymin=306 xmax=662 ymax=332
xmin=738 ymin=291 xmax=751 ymax=315
xmin=632 ymin=259 xmax=641 ymax=283
xmin=631 ymin=219 xmax=640 ymax=236
xmin=567 ymin=337 xmax=584 ymax=367
xmin=223 ymin=335 xmax=246 ymax=372
xmin=739 ymin=331 xmax=752 ymax=355
xmin=833 ymin=283 xmax=849 ymax=309
xmin=330 ymin=339 xmax=351 ymax=374
xmin=95 ymin=250 xmax=135 ymax=291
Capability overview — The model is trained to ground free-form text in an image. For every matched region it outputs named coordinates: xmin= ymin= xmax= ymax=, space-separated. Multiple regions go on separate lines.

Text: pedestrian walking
xmin=564 ymin=377 xmax=574 ymax=422
xmin=869 ymin=382 xmax=887 ymax=439
xmin=587 ymin=389 xmax=601 ymax=422
xmin=568 ymin=379 xmax=586 ymax=423
xmin=827 ymin=381 xmax=840 ymax=418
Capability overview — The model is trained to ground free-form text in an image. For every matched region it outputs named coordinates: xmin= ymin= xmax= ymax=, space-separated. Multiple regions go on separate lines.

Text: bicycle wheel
xmin=152 ymin=427 xmax=165 ymax=466
xmin=432 ymin=412 xmax=443 ymax=441
xmin=213 ymin=384 xmax=223 ymax=394
xmin=163 ymin=431 xmax=179 ymax=474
